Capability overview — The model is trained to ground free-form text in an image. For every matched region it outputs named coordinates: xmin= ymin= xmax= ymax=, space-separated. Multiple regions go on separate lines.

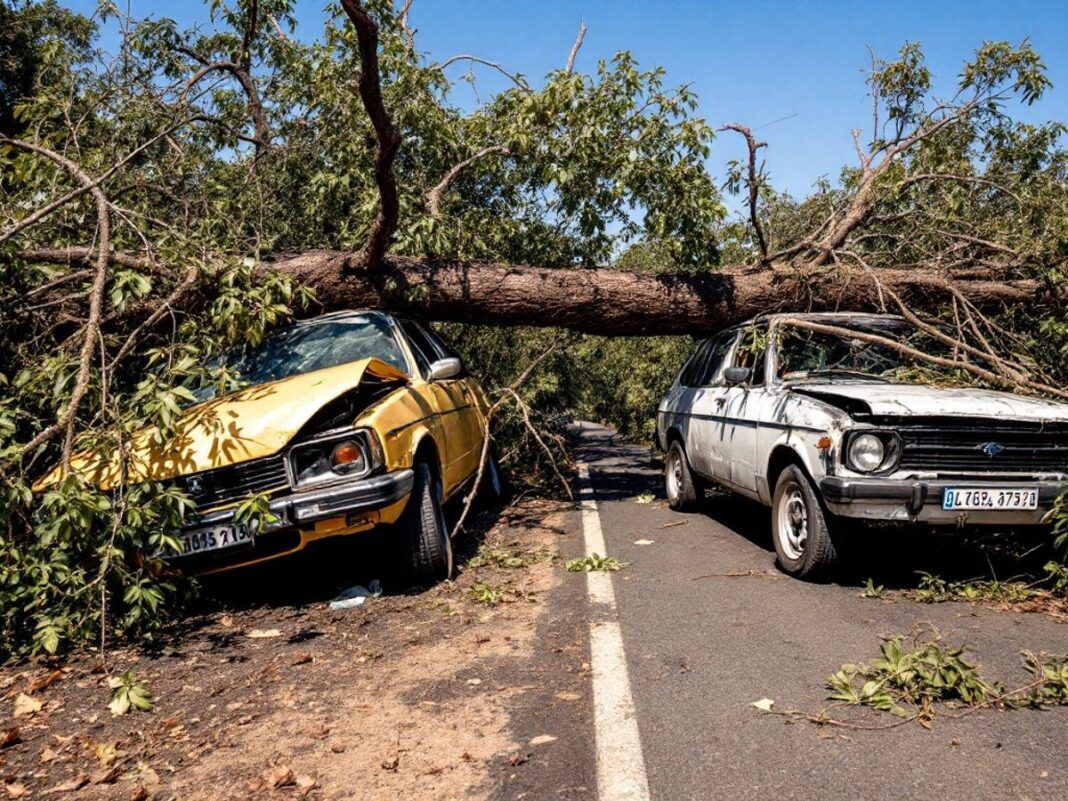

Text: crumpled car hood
xmin=792 ymin=381 xmax=1068 ymax=423
xmin=36 ymin=357 xmax=408 ymax=491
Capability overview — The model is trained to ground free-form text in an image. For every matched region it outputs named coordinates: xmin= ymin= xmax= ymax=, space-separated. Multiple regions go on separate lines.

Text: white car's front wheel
xmin=771 ymin=464 xmax=839 ymax=579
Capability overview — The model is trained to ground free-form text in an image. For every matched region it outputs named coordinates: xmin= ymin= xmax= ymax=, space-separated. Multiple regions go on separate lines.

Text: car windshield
xmin=190 ymin=314 xmax=408 ymax=402
xmin=774 ymin=317 xmax=980 ymax=385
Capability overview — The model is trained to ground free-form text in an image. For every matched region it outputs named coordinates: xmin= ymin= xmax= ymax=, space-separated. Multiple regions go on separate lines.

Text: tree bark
xmin=268 ymin=250 xmax=1045 ymax=336
xmin=13 ymin=246 xmax=1050 ymax=335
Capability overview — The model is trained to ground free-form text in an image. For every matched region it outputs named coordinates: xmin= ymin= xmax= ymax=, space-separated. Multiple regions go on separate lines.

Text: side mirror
xmin=723 ymin=366 xmax=751 ymax=386
xmin=428 ymin=357 xmax=462 ymax=381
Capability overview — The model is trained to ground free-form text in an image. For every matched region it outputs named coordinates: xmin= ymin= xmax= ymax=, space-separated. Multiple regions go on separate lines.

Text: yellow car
xmin=40 ymin=311 xmax=500 ymax=583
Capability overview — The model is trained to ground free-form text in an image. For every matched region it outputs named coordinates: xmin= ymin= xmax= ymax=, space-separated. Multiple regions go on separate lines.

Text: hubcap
xmin=777 ymin=486 xmax=808 ymax=560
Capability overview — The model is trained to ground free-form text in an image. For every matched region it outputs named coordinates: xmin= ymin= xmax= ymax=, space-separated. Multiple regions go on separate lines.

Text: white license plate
xmin=942 ymin=487 xmax=1038 ymax=511
xmin=178 ymin=523 xmax=252 ymax=556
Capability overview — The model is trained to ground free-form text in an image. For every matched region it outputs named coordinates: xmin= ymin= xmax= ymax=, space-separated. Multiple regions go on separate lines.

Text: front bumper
xmin=820 ymin=476 xmax=1065 ymax=525
xmin=164 ymin=469 xmax=415 ymax=571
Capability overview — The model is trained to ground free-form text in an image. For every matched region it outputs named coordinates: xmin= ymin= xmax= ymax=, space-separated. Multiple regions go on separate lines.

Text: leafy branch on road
xmin=755 ymin=630 xmax=1068 ymax=730
xmin=565 ymin=554 xmax=622 ymax=573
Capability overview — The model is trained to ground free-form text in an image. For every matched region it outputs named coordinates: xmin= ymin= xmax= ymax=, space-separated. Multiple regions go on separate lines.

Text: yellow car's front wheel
xmin=397 ymin=461 xmax=453 ymax=587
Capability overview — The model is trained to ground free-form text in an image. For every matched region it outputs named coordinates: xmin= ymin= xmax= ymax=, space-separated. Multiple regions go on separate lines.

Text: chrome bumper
xmin=185 ymin=468 xmax=415 ymax=530
xmin=820 ymin=476 xmax=1065 ymax=525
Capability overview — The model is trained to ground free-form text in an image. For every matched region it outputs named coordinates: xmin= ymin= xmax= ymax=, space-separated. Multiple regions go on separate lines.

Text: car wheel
xmin=398 ymin=461 xmax=453 ymax=586
xmin=771 ymin=464 xmax=839 ymax=579
xmin=665 ymin=439 xmax=702 ymax=511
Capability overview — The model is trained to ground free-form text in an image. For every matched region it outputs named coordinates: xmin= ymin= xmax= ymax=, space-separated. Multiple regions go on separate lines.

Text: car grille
xmin=170 ymin=453 xmax=290 ymax=508
xmin=898 ymin=425 xmax=1068 ymax=474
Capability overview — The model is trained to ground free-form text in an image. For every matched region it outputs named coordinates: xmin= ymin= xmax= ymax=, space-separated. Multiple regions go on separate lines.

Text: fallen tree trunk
xmin=18 ymin=246 xmax=1047 ymax=336
xmin=272 ymin=250 xmax=1044 ymax=335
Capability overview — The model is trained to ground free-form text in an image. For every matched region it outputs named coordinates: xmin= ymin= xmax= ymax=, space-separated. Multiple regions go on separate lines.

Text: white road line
xmin=577 ymin=461 xmax=651 ymax=801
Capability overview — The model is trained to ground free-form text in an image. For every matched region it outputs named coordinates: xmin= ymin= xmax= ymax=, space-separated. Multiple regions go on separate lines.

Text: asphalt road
xmin=572 ymin=422 xmax=1067 ymax=801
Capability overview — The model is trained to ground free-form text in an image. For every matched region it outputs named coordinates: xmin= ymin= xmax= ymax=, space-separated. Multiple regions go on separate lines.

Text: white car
xmin=656 ymin=312 xmax=1068 ymax=579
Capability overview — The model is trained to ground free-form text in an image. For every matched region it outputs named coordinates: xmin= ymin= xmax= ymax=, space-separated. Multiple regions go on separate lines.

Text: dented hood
xmin=37 ymin=357 xmax=408 ymax=491
xmin=792 ymin=381 xmax=1068 ymax=423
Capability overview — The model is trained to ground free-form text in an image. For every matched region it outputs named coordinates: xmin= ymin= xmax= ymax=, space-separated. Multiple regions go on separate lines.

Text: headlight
xmin=287 ymin=429 xmax=384 ymax=489
xmin=844 ymin=432 xmax=901 ymax=473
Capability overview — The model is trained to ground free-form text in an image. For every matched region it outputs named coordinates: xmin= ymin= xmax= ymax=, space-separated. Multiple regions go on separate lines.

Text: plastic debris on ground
xmin=328 ymin=579 xmax=383 ymax=611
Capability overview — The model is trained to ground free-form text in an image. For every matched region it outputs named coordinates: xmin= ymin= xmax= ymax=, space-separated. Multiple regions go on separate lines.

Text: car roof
xmin=716 ymin=311 xmax=906 ymax=334
xmin=290 ymin=309 xmax=395 ymax=327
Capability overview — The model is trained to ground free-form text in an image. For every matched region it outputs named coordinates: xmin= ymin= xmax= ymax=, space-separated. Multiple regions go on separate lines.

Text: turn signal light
xmin=331 ymin=441 xmax=362 ymax=466
xmin=817 ymin=436 xmax=832 ymax=451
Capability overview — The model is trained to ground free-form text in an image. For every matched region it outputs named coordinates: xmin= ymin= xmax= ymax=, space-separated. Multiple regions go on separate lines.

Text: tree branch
xmin=564 ymin=21 xmax=586 ymax=74
xmin=719 ymin=123 xmax=769 ymax=262
xmin=0 ymin=139 xmax=112 ymax=468
xmin=437 ymin=55 xmax=530 ymax=91
xmin=425 ymin=144 xmax=509 ymax=217
xmin=340 ymin=0 xmax=402 ymax=271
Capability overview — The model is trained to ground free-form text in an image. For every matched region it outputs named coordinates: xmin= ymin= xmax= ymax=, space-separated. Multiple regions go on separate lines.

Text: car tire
xmin=665 ymin=439 xmax=702 ymax=511
xmin=397 ymin=461 xmax=453 ymax=587
xmin=771 ymin=464 xmax=839 ymax=580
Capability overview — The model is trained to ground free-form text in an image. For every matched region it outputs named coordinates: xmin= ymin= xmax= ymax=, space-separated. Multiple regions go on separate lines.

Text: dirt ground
xmin=0 ymin=499 xmax=589 ymax=801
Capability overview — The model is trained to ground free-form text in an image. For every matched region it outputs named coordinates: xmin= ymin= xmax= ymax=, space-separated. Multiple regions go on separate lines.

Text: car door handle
xmin=714 ymin=397 xmax=726 ymax=406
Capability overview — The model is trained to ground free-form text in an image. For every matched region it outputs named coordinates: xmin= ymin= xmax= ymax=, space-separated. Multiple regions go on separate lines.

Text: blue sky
xmin=67 ymin=0 xmax=1068 ymax=216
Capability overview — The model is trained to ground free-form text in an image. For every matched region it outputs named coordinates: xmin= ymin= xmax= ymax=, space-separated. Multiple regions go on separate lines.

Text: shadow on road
xmin=189 ymin=496 xmax=509 ymax=615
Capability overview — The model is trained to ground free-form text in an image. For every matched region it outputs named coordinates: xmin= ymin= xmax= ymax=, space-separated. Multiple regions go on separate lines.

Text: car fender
xmin=759 ymin=392 xmax=851 ymax=504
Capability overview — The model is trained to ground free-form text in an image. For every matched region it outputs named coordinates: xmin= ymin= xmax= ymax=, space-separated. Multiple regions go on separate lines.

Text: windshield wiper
xmin=795 ymin=369 xmax=891 ymax=382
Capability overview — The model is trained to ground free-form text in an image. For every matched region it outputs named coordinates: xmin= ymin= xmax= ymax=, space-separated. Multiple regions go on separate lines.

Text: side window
xmin=678 ymin=340 xmax=712 ymax=388
xmin=420 ymin=323 xmax=461 ymax=361
xmin=733 ymin=325 xmax=768 ymax=386
xmin=399 ymin=320 xmax=435 ymax=377
xmin=696 ymin=332 xmax=737 ymax=386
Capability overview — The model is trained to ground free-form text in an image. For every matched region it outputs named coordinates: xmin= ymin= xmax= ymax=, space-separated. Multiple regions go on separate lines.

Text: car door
xmin=687 ymin=331 xmax=739 ymax=481
xmin=400 ymin=320 xmax=483 ymax=493
xmin=722 ymin=323 xmax=769 ymax=495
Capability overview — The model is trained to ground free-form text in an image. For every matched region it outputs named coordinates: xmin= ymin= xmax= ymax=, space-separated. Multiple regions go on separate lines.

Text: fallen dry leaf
xmin=750 ymin=698 xmax=775 ymax=712
xmin=0 ymin=727 xmax=20 ymax=749
xmin=12 ymin=694 xmax=41 ymax=718
xmin=40 ymin=745 xmax=59 ymax=763
xmin=291 ymin=652 xmax=313 ymax=666
xmin=26 ymin=670 xmax=63 ymax=695
xmin=529 ymin=734 xmax=557 ymax=746
xmin=129 ymin=786 xmax=148 ymax=801
xmin=296 ymin=775 xmax=318 ymax=795
xmin=265 ymin=764 xmax=295 ymax=788
xmin=3 ymin=783 xmax=28 ymax=799
xmin=633 ymin=539 xmax=655 ymax=546
xmin=381 ymin=756 xmax=399 ymax=772
xmin=45 ymin=773 xmax=89 ymax=794
xmin=91 ymin=765 xmax=121 ymax=785
xmin=247 ymin=628 xmax=282 ymax=639
xmin=508 ymin=751 xmax=528 ymax=767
